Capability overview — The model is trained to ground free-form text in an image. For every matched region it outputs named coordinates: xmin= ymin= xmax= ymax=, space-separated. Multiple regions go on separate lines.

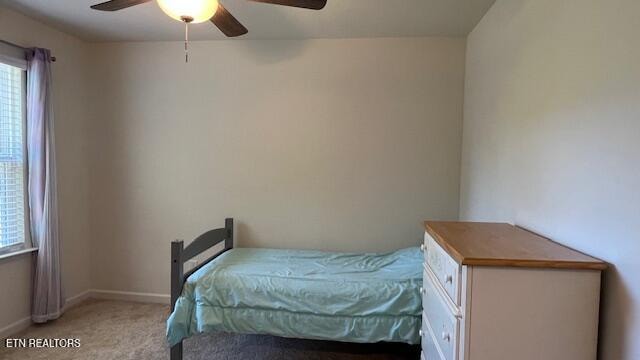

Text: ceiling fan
xmin=90 ymin=0 xmax=327 ymax=37
xmin=90 ymin=0 xmax=327 ymax=61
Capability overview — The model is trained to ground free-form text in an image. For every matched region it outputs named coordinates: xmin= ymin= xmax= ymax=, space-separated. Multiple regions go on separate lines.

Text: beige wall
xmin=460 ymin=0 xmax=640 ymax=359
xmin=0 ymin=7 xmax=92 ymax=331
xmin=88 ymin=37 xmax=466 ymax=294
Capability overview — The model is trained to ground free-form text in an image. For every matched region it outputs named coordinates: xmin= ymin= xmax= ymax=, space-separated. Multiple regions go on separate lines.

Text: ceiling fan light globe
xmin=156 ymin=0 xmax=218 ymax=24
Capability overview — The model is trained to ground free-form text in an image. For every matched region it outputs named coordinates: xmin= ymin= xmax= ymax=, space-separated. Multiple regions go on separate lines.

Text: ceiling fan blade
xmin=211 ymin=3 xmax=248 ymax=37
xmin=249 ymin=0 xmax=326 ymax=10
xmin=90 ymin=0 xmax=152 ymax=11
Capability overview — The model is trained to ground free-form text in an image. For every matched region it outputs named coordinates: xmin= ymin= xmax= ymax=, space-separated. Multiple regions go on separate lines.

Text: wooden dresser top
xmin=424 ymin=221 xmax=607 ymax=270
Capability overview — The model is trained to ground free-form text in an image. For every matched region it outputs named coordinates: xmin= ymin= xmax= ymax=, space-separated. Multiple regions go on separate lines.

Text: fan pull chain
xmin=184 ymin=21 xmax=189 ymax=63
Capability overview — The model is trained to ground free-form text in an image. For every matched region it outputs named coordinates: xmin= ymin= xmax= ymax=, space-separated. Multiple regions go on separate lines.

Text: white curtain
xmin=26 ymin=48 xmax=63 ymax=323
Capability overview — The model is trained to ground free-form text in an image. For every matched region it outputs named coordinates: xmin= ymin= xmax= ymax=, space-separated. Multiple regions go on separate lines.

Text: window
xmin=0 ymin=61 xmax=28 ymax=254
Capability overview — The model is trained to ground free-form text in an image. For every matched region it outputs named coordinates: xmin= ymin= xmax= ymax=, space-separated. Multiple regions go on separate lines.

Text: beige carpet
xmin=0 ymin=299 xmax=419 ymax=360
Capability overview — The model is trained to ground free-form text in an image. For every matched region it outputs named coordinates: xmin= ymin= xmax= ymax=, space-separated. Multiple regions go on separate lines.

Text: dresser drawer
xmin=420 ymin=313 xmax=444 ymax=360
xmin=422 ymin=270 xmax=460 ymax=360
xmin=424 ymin=231 xmax=461 ymax=305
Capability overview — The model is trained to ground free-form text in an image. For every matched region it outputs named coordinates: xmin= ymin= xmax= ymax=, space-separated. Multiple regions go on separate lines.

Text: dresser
xmin=419 ymin=221 xmax=607 ymax=360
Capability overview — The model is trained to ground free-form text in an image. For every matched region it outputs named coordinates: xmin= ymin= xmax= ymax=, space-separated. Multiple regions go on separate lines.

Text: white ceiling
xmin=0 ymin=0 xmax=496 ymax=42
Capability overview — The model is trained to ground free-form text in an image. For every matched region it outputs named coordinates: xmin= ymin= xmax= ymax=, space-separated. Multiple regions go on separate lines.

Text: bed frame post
xmin=225 ymin=218 xmax=234 ymax=249
xmin=170 ymin=240 xmax=184 ymax=360
xmin=170 ymin=342 xmax=183 ymax=360
xmin=171 ymin=240 xmax=184 ymax=310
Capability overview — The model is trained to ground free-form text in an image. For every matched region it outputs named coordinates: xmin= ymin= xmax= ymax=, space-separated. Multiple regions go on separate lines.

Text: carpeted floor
xmin=0 ymin=299 xmax=419 ymax=360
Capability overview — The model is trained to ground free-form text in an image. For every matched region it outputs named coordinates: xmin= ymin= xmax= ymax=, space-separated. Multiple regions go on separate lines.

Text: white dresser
xmin=419 ymin=221 xmax=606 ymax=360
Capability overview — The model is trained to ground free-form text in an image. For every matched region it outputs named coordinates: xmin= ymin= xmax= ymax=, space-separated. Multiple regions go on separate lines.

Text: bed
xmin=166 ymin=218 xmax=423 ymax=360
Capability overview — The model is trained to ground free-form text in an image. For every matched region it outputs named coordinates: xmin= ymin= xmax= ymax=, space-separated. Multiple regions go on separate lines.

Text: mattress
xmin=166 ymin=247 xmax=423 ymax=346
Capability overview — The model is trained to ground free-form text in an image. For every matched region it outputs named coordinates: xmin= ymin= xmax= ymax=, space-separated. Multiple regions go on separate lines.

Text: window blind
xmin=0 ymin=41 xmax=27 ymax=70
xmin=0 ymin=62 xmax=26 ymax=249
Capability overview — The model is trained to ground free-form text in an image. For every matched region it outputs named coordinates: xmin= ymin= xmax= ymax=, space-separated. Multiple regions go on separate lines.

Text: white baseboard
xmin=63 ymin=289 xmax=92 ymax=312
xmin=90 ymin=289 xmax=170 ymax=304
xmin=0 ymin=289 xmax=169 ymax=339
xmin=0 ymin=316 xmax=31 ymax=340
xmin=0 ymin=289 xmax=92 ymax=340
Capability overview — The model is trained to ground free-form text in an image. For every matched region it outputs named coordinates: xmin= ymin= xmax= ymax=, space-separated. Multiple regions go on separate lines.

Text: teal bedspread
xmin=166 ymin=247 xmax=423 ymax=346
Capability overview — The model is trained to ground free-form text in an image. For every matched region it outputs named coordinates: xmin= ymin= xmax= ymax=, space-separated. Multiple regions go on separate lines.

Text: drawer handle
xmin=445 ymin=275 xmax=453 ymax=284
xmin=441 ymin=332 xmax=451 ymax=342
xmin=419 ymin=330 xmax=423 ymax=337
xmin=420 ymin=244 xmax=425 ymax=252
xmin=419 ymin=287 xmax=425 ymax=294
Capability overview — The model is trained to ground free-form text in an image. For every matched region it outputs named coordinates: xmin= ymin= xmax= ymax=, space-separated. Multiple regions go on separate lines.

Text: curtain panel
xmin=26 ymin=48 xmax=63 ymax=323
